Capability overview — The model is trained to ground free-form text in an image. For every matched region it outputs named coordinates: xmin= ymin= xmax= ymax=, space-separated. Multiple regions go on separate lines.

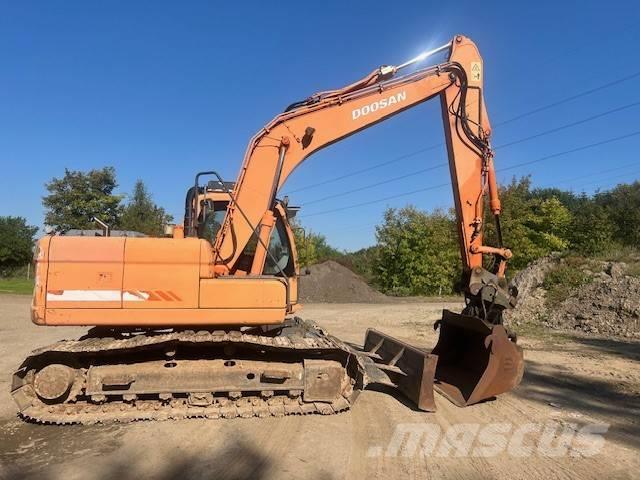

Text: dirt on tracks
xmin=1 ymin=294 xmax=639 ymax=480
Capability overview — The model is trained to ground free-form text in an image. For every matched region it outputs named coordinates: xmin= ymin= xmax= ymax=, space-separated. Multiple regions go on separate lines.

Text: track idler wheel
xmin=432 ymin=310 xmax=524 ymax=407
xmin=33 ymin=364 xmax=76 ymax=401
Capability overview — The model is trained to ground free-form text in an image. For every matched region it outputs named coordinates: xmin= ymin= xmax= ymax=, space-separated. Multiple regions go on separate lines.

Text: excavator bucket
xmin=431 ymin=309 xmax=524 ymax=407
xmin=362 ymin=329 xmax=439 ymax=411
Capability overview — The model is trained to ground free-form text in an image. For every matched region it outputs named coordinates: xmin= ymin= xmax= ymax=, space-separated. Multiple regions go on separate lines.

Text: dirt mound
xmin=509 ymin=255 xmax=560 ymax=299
xmin=503 ymin=255 xmax=560 ymax=327
xmin=548 ymin=275 xmax=640 ymax=337
xmin=298 ymin=260 xmax=390 ymax=303
xmin=505 ymin=255 xmax=640 ymax=338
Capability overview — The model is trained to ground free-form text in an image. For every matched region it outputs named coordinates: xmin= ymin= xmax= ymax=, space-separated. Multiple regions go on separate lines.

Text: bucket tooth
xmin=431 ymin=309 xmax=524 ymax=407
xmin=363 ymin=329 xmax=438 ymax=411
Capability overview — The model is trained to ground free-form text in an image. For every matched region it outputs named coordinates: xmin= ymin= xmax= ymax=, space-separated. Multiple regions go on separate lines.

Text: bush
xmin=568 ymin=198 xmax=615 ymax=255
xmin=596 ymin=181 xmax=640 ymax=247
xmin=334 ymin=246 xmax=379 ymax=285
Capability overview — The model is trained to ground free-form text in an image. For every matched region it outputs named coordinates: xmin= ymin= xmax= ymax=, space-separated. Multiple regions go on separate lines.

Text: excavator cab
xmin=183 ymin=177 xmax=235 ymax=242
xmin=185 ymin=175 xmax=299 ymax=281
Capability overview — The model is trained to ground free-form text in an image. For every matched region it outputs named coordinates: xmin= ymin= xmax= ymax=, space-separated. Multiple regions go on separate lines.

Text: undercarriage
xmin=12 ymin=310 xmax=523 ymax=425
xmin=12 ymin=318 xmax=365 ymax=424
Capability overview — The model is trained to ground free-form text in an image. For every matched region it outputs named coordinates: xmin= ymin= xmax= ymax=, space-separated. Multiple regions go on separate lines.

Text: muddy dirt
xmin=299 ymin=260 xmax=390 ymax=303
xmin=1 ymin=294 xmax=639 ymax=479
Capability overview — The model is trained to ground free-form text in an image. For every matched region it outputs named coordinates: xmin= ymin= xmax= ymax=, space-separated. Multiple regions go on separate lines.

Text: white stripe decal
xmin=123 ymin=291 xmax=150 ymax=302
xmin=47 ymin=290 xmax=156 ymax=302
xmin=47 ymin=290 xmax=122 ymax=302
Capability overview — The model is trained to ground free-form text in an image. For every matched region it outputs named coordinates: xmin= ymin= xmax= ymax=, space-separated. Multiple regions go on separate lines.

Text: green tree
xmin=569 ymin=196 xmax=615 ymax=255
xmin=338 ymin=245 xmax=380 ymax=284
xmin=529 ymin=197 xmax=572 ymax=251
xmin=530 ymin=187 xmax=581 ymax=214
xmin=374 ymin=206 xmax=460 ymax=296
xmin=487 ymin=177 xmax=572 ymax=270
xmin=0 ymin=216 xmax=38 ymax=271
xmin=291 ymin=221 xmax=341 ymax=267
xmin=596 ymin=181 xmax=640 ymax=246
xmin=43 ymin=167 xmax=124 ymax=232
xmin=120 ymin=180 xmax=173 ymax=236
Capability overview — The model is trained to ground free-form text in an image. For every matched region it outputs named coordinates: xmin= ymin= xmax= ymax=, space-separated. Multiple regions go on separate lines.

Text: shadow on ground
xmin=523 ymin=331 xmax=640 ymax=362
xmin=514 ymin=359 xmax=640 ymax=450
xmin=0 ymin=435 xmax=316 ymax=480
xmin=567 ymin=335 xmax=640 ymax=361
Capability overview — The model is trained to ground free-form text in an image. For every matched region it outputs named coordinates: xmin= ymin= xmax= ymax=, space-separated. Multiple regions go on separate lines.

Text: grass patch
xmin=592 ymin=244 xmax=640 ymax=263
xmin=515 ymin=322 xmax=573 ymax=344
xmin=625 ymin=263 xmax=640 ymax=278
xmin=589 ymin=245 xmax=640 ymax=277
xmin=0 ymin=277 xmax=34 ymax=295
xmin=543 ymin=260 xmax=592 ymax=307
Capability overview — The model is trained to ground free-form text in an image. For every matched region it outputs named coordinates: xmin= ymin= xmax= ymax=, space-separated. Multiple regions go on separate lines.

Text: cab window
xmin=264 ymin=218 xmax=294 ymax=276
xmin=197 ymin=200 xmax=227 ymax=242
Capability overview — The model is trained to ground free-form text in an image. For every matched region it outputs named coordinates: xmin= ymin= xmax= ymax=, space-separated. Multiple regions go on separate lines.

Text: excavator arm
xmin=207 ymin=35 xmax=524 ymax=408
xmin=213 ymin=35 xmax=514 ymax=317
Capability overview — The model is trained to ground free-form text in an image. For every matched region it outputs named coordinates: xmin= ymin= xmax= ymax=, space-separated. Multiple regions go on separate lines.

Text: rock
xmin=504 ymin=254 xmax=640 ymax=338
xmin=503 ymin=255 xmax=560 ymax=327
xmin=604 ymin=262 xmax=626 ymax=280
xmin=509 ymin=254 xmax=559 ymax=298
xmin=548 ymin=275 xmax=640 ymax=338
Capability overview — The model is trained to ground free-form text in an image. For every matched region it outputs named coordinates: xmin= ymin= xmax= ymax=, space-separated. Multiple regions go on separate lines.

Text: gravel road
xmin=1 ymin=295 xmax=638 ymax=480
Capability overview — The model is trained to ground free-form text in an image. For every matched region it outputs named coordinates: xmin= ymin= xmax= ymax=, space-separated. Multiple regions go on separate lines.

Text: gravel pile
xmin=298 ymin=260 xmax=390 ymax=303
xmin=503 ymin=255 xmax=560 ymax=327
xmin=548 ymin=272 xmax=640 ymax=338
xmin=505 ymin=255 xmax=640 ymax=338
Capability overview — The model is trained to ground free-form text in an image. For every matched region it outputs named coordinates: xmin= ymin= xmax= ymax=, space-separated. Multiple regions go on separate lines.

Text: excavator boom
xmin=213 ymin=35 xmax=510 ymax=280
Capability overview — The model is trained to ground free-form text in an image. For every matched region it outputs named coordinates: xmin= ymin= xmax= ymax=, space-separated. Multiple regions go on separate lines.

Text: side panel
xmin=289 ymin=276 xmax=298 ymax=307
xmin=38 ymin=237 xmax=287 ymax=326
xmin=199 ymin=277 xmax=286 ymax=309
xmin=46 ymin=236 xmax=125 ymax=309
xmin=122 ymin=238 xmax=201 ymax=309
xmin=43 ymin=308 xmax=285 ymax=326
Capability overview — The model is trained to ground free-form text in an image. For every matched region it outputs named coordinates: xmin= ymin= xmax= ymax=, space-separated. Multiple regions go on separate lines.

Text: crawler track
xmin=12 ymin=318 xmax=365 ymax=425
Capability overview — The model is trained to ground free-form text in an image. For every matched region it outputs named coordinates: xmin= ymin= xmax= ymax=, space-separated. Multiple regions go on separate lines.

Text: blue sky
xmin=1 ymin=1 xmax=639 ymax=251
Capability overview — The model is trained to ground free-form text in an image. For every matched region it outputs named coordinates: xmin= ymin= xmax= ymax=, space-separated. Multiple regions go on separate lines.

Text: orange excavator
xmin=12 ymin=35 xmax=524 ymax=424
